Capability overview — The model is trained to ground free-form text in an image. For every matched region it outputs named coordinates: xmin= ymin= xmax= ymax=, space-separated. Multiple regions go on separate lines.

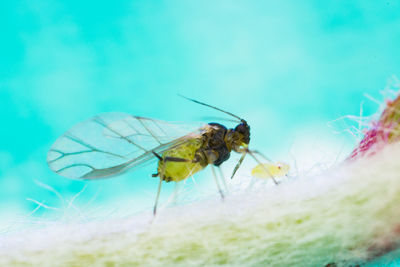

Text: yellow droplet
xmin=251 ymin=162 xmax=290 ymax=179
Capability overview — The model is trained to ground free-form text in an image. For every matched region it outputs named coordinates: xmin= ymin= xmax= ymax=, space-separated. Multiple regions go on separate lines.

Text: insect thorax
xmin=204 ymin=123 xmax=231 ymax=166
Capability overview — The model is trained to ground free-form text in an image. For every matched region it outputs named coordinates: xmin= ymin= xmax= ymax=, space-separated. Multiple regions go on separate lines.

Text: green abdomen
xmin=157 ymin=139 xmax=205 ymax=182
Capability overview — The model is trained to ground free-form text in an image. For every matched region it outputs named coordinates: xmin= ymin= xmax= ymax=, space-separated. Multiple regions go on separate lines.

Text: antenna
xmin=178 ymin=94 xmax=243 ymax=122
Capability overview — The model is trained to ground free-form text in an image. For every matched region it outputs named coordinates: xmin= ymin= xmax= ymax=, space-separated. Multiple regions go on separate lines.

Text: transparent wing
xmin=47 ymin=112 xmax=206 ymax=180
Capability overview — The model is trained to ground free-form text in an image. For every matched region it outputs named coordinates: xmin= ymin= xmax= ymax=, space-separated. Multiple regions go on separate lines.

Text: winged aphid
xmin=47 ymin=96 xmax=277 ymax=215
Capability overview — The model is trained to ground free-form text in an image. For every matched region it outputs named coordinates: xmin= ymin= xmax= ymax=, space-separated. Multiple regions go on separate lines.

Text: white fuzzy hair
xmin=1 ymin=143 xmax=400 ymax=266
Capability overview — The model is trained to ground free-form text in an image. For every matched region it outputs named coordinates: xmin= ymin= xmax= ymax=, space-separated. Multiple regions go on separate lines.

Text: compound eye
xmin=235 ymin=124 xmax=246 ymax=134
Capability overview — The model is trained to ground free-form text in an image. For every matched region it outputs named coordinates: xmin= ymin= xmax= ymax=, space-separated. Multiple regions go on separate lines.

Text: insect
xmin=251 ymin=162 xmax=290 ymax=179
xmin=47 ymin=96 xmax=277 ymax=215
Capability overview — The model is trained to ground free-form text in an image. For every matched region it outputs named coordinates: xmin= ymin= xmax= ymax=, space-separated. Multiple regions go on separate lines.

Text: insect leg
xmin=151 ymin=151 xmax=166 ymax=216
xmin=211 ymin=165 xmax=224 ymax=200
xmin=246 ymin=149 xmax=272 ymax=162
xmin=231 ymin=152 xmax=247 ymax=179
xmin=247 ymin=150 xmax=278 ymax=185
xmin=163 ymin=182 xmax=182 ymax=207
xmin=151 ymin=151 xmax=163 ymax=177
xmin=171 ymin=182 xmax=182 ymax=204
xmin=153 ymin=179 xmax=163 ymax=216
xmin=152 ymin=151 xmax=163 ymax=161
xmin=218 ymin=167 xmax=229 ymax=192
xmin=164 ymin=157 xmax=190 ymax=162
xmin=153 ymin=150 xmax=192 ymax=164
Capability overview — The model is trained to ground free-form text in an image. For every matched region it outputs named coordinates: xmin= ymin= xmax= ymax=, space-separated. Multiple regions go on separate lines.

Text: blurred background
xmin=1 ymin=0 xmax=400 ymax=227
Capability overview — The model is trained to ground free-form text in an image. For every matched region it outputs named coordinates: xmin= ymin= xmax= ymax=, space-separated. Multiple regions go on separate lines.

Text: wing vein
xmin=135 ymin=116 xmax=162 ymax=145
xmin=64 ymin=133 xmax=126 ymax=159
xmin=55 ymin=163 xmax=96 ymax=175
xmin=93 ymin=116 xmax=148 ymax=152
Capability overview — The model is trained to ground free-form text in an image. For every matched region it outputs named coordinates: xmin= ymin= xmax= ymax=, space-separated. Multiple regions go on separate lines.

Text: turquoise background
xmin=1 ymin=0 xmax=400 ymax=243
